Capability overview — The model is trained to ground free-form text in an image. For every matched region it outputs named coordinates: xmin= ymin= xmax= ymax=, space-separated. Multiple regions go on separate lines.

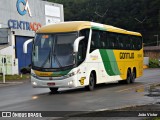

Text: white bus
xmin=24 ymin=21 xmax=143 ymax=93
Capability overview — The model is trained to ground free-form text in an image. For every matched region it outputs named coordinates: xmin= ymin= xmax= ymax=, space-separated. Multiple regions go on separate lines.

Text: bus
xmin=23 ymin=21 xmax=143 ymax=93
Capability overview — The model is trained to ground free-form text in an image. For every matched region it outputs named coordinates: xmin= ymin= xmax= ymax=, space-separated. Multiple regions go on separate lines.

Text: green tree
xmin=49 ymin=0 xmax=160 ymax=46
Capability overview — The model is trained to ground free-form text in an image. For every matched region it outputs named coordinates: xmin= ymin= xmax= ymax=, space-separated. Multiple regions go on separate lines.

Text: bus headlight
xmin=32 ymin=81 xmax=37 ymax=86
xmin=68 ymin=80 xmax=73 ymax=85
xmin=65 ymin=69 xmax=80 ymax=78
xmin=31 ymin=73 xmax=37 ymax=78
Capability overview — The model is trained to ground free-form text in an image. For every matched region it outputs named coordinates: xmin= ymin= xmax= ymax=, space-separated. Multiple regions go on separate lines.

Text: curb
xmin=0 ymin=79 xmax=30 ymax=88
xmin=0 ymin=82 xmax=23 ymax=88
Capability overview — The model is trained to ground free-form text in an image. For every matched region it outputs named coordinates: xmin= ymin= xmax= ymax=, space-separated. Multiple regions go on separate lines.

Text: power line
xmin=144 ymin=41 xmax=160 ymax=46
xmin=134 ymin=17 xmax=147 ymax=23
xmin=95 ymin=9 xmax=108 ymax=18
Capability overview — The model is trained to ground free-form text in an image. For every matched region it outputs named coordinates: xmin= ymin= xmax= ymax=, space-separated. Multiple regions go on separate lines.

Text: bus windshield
xmin=32 ymin=33 xmax=78 ymax=69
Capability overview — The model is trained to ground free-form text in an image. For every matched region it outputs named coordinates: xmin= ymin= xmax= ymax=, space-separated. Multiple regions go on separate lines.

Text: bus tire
xmin=85 ymin=72 xmax=96 ymax=91
xmin=131 ymin=70 xmax=136 ymax=83
xmin=49 ymin=88 xmax=58 ymax=93
xmin=125 ymin=69 xmax=131 ymax=84
xmin=118 ymin=80 xmax=125 ymax=84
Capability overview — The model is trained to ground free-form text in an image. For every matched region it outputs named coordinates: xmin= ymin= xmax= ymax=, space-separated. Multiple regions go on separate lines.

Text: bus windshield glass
xmin=32 ymin=33 xmax=78 ymax=69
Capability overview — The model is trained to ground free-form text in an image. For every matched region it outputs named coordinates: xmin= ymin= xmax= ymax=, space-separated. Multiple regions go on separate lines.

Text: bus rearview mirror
xmin=23 ymin=39 xmax=33 ymax=53
xmin=73 ymin=36 xmax=85 ymax=53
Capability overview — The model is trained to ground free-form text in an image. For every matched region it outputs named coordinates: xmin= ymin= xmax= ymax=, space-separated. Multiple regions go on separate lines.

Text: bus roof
xmin=37 ymin=21 xmax=142 ymax=36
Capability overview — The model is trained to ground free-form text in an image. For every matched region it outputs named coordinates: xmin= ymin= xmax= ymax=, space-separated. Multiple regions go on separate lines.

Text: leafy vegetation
xmin=148 ymin=117 xmax=160 ymax=120
xmin=0 ymin=74 xmax=30 ymax=81
xmin=49 ymin=0 xmax=160 ymax=46
xmin=149 ymin=59 xmax=160 ymax=68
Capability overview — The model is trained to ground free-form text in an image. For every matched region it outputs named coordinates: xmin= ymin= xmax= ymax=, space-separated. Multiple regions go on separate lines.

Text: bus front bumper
xmin=31 ymin=76 xmax=77 ymax=88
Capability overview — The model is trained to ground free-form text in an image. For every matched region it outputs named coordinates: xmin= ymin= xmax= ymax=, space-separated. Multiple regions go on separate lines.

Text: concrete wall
xmin=144 ymin=51 xmax=160 ymax=59
xmin=0 ymin=0 xmax=64 ymax=36
xmin=0 ymin=0 xmax=64 ymax=74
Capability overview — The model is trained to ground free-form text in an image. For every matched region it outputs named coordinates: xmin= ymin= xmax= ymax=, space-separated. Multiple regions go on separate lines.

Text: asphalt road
xmin=0 ymin=69 xmax=159 ymax=114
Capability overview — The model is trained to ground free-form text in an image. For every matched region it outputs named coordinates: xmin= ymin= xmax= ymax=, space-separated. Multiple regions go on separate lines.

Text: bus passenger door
xmin=76 ymin=39 xmax=88 ymax=86
xmin=76 ymin=29 xmax=90 ymax=86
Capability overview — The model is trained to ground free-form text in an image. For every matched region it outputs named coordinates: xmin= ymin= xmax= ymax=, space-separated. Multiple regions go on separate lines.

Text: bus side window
xmin=90 ymin=30 xmax=100 ymax=53
xmin=107 ymin=32 xmax=118 ymax=49
xmin=122 ymin=35 xmax=127 ymax=49
xmin=77 ymin=29 xmax=89 ymax=65
xmin=118 ymin=34 xmax=125 ymax=49
xmin=130 ymin=36 xmax=142 ymax=50
xmin=135 ymin=36 xmax=142 ymax=50
xmin=138 ymin=37 xmax=142 ymax=49
xmin=99 ymin=31 xmax=108 ymax=49
xmin=124 ymin=35 xmax=131 ymax=50
xmin=130 ymin=36 xmax=135 ymax=50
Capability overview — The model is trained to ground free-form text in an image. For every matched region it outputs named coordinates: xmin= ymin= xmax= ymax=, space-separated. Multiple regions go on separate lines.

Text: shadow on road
xmin=33 ymin=81 xmax=144 ymax=97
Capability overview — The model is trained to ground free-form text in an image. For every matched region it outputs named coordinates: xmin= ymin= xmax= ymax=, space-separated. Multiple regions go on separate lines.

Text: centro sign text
xmin=8 ymin=19 xmax=42 ymax=32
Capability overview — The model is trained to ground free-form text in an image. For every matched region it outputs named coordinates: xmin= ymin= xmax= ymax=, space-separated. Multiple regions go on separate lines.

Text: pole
xmin=2 ymin=57 xmax=5 ymax=83
xmin=154 ymin=35 xmax=159 ymax=46
xmin=158 ymin=35 xmax=159 ymax=46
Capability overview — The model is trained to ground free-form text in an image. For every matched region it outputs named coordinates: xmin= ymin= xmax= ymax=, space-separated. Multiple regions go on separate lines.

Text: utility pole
xmin=154 ymin=35 xmax=159 ymax=46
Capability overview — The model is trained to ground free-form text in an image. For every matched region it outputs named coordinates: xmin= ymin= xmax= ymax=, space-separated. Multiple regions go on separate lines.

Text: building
xmin=0 ymin=0 xmax=64 ymax=74
xmin=144 ymin=46 xmax=160 ymax=59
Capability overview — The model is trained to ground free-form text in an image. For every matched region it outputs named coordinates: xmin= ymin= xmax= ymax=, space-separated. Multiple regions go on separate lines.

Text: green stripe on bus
xmin=51 ymin=69 xmax=71 ymax=77
xmin=91 ymin=26 xmax=106 ymax=31
xmin=99 ymin=49 xmax=120 ymax=76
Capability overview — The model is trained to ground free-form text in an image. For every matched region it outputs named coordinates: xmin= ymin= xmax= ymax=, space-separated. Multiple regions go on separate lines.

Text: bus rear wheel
xmin=85 ymin=72 xmax=96 ymax=91
xmin=125 ymin=70 xmax=131 ymax=84
xmin=49 ymin=88 xmax=58 ymax=93
xmin=131 ymin=71 xmax=136 ymax=83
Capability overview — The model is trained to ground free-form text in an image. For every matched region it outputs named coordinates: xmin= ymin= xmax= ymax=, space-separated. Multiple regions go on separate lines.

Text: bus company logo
xmin=120 ymin=52 xmax=134 ymax=59
xmin=16 ymin=0 xmax=32 ymax=17
xmin=90 ymin=55 xmax=98 ymax=60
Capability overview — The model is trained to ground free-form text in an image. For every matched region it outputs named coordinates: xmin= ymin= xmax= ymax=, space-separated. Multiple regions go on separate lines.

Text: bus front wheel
xmin=85 ymin=72 xmax=96 ymax=91
xmin=49 ymin=88 xmax=58 ymax=93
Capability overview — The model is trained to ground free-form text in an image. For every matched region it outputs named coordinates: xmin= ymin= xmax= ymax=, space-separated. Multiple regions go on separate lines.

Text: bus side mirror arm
xmin=73 ymin=36 xmax=85 ymax=52
xmin=23 ymin=39 xmax=33 ymax=53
